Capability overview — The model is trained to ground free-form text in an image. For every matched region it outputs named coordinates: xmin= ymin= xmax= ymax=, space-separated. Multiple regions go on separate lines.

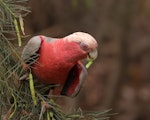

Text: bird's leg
xmin=47 ymin=89 xmax=54 ymax=99
xmin=47 ymin=84 xmax=62 ymax=98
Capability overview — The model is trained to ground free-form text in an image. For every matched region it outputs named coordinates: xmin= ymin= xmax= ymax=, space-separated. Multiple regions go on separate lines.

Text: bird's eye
xmin=80 ymin=42 xmax=89 ymax=51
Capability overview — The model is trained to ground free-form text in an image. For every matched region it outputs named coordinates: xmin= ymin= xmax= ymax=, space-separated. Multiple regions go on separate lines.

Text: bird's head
xmin=64 ymin=32 xmax=98 ymax=62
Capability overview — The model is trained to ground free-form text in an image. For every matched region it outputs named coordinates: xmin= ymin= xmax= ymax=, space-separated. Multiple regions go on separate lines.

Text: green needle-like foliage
xmin=0 ymin=0 xmax=29 ymax=119
xmin=0 ymin=0 xmax=30 ymax=46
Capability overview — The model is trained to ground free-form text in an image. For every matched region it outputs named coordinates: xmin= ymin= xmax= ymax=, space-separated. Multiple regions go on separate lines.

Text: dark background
xmin=23 ymin=1 xmax=150 ymax=120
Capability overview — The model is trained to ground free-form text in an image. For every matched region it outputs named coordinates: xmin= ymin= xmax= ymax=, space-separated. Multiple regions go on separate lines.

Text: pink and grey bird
xmin=21 ymin=32 xmax=98 ymax=97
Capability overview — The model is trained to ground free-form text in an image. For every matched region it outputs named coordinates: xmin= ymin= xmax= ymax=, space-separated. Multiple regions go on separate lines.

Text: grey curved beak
xmin=88 ymin=49 xmax=98 ymax=61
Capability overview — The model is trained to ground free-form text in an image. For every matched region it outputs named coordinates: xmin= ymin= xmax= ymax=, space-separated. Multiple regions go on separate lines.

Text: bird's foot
xmin=39 ymin=100 xmax=51 ymax=120
xmin=19 ymin=73 xmax=29 ymax=81
xmin=21 ymin=110 xmax=33 ymax=118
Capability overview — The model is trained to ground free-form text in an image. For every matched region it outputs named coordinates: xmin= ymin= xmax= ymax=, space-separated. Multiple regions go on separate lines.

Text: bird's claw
xmin=19 ymin=73 xmax=29 ymax=81
xmin=39 ymin=100 xmax=51 ymax=120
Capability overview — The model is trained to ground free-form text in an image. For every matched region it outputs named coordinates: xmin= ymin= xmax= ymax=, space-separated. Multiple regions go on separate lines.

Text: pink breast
xmin=31 ymin=41 xmax=73 ymax=85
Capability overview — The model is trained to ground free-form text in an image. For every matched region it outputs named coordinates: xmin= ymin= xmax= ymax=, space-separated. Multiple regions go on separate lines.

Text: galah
xmin=21 ymin=32 xmax=98 ymax=97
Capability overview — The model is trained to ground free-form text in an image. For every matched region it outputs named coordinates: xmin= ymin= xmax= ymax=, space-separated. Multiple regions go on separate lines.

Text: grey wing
xmin=71 ymin=64 xmax=87 ymax=97
xmin=21 ymin=36 xmax=42 ymax=65
xmin=22 ymin=35 xmax=57 ymax=65
xmin=61 ymin=64 xmax=87 ymax=97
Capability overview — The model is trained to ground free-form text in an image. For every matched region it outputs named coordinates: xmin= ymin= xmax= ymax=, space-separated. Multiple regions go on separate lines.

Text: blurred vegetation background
xmin=1 ymin=0 xmax=150 ymax=120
